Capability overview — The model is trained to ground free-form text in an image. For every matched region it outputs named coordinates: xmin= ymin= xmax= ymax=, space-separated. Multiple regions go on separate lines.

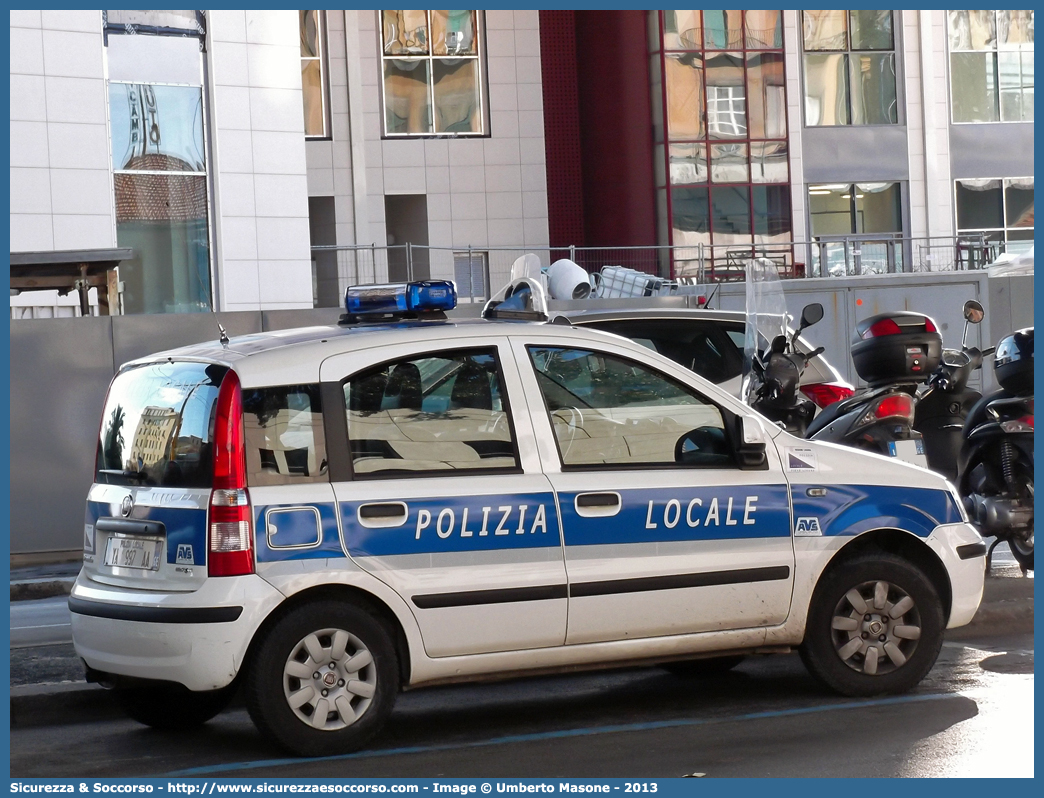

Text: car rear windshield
xmin=95 ymin=361 xmax=228 ymax=488
xmin=581 ymin=319 xmax=745 ymax=384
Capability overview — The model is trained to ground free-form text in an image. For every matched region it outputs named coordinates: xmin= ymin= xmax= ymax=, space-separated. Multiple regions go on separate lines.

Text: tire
xmin=115 ymin=682 xmax=236 ymax=730
xmin=1007 ymin=457 xmax=1034 ymax=572
xmin=246 ymin=600 xmax=399 ymax=757
xmin=661 ymin=656 xmax=746 ymax=677
xmin=799 ymin=555 xmax=944 ymax=697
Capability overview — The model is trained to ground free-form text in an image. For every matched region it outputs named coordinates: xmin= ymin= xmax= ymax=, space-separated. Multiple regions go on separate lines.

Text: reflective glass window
xmin=849 ymin=52 xmax=897 ymax=124
xmin=671 ymin=187 xmax=711 ymax=249
xmin=855 ymin=182 xmax=902 ymax=234
xmin=663 ymin=10 xmax=702 ymax=50
xmin=753 ymin=185 xmax=792 ymax=244
xmin=384 ymin=60 xmax=433 ymax=135
xmin=809 ymin=184 xmax=855 ymax=236
xmin=105 ymin=10 xmax=201 ymax=32
xmin=109 ymin=84 xmax=205 ymax=173
xmin=665 ymin=53 xmax=706 ymax=140
xmin=705 ymin=52 xmax=746 ymax=138
xmin=951 ymin=52 xmax=998 ymax=122
xmin=948 ymin=11 xmax=1033 ymax=123
xmin=710 ymin=186 xmax=751 ymax=246
xmin=750 ymin=141 xmax=788 ymax=183
xmin=804 ymin=53 xmax=850 ymax=125
xmin=803 ymin=10 xmax=847 ymax=50
xmin=1005 ymin=178 xmax=1034 ymax=229
xmin=381 ymin=11 xmax=485 ymax=137
xmin=344 ymin=349 xmax=518 ymax=476
xmin=96 ymin=361 xmax=226 ymax=488
xmin=243 ymin=385 xmax=327 ymax=486
xmin=300 ymin=11 xmax=328 ymax=137
xmin=710 ymin=143 xmax=748 ymax=183
xmin=849 ymin=10 xmax=893 ymax=50
xmin=526 ymin=347 xmax=730 ymax=469
xmin=669 ymin=142 xmax=708 ymax=184
xmin=956 ymin=179 xmax=1004 ymax=230
xmin=746 ymin=52 xmax=787 ymax=138
xmin=803 ymin=11 xmax=897 ymax=126
xmin=745 ymin=10 xmax=782 ymax=49
xmin=703 ymin=10 xmax=743 ymax=50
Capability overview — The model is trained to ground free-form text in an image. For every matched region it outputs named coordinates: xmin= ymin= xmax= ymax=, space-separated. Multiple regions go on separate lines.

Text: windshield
xmin=742 ymin=258 xmax=788 ymax=404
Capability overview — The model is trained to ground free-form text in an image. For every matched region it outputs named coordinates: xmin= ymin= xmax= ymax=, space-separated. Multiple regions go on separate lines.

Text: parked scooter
xmin=914 ymin=300 xmax=989 ymax=479
xmin=803 ymin=312 xmax=941 ymax=461
xmin=958 ymin=327 xmax=1034 ymax=571
xmin=741 ymin=260 xmax=825 ymax=436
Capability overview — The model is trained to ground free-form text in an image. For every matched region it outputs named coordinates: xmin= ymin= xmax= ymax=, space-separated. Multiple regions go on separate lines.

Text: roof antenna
xmin=218 ymin=323 xmax=229 ymax=349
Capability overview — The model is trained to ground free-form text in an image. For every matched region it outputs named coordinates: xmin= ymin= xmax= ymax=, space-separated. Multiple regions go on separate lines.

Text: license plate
xmin=104 ymin=536 xmax=163 ymax=571
xmin=888 ymin=437 xmax=927 ymax=466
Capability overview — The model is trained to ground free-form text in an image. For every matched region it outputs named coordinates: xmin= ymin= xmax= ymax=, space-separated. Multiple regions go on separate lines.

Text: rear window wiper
xmin=97 ymin=468 xmax=149 ymax=486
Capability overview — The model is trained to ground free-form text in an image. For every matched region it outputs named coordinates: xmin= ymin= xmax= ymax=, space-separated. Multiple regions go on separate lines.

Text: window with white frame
xmin=948 ymin=10 xmax=1034 ymax=123
xmin=802 ymin=10 xmax=898 ymax=125
xmin=301 ymin=11 xmax=329 ymax=138
xmin=103 ymin=10 xmax=213 ymax=314
xmin=380 ymin=10 xmax=486 ymax=136
xmin=955 ymin=177 xmax=1034 ymax=255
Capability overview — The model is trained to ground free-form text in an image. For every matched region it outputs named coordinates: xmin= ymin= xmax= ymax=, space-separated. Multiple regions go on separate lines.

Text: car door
xmin=319 ymin=338 xmax=567 ymax=658
xmin=509 ymin=333 xmax=793 ymax=646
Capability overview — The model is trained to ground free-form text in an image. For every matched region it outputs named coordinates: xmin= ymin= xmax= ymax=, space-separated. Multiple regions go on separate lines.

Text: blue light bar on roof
xmin=344 ymin=280 xmax=457 ymax=316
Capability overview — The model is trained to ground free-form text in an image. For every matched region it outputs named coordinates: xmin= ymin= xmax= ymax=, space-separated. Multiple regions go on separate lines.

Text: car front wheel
xmin=800 ymin=555 xmax=944 ymax=697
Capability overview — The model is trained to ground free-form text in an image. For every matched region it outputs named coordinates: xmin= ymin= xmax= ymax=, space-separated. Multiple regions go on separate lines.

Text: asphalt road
xmin=9 ymin=630 xmax=1033 ymax=779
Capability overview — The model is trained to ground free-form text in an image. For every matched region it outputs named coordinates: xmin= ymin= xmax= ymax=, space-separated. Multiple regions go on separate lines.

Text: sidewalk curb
xmin=11 ymin=578 xmax=74 ymax=602
xmin=10 ymin=576 xmax=1032 ymax=729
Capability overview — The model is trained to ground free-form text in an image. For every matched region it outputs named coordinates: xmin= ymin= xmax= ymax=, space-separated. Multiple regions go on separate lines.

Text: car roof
xmin=555 ymin=307 xmax=745 ymax=324
xmin=120 ymin=316 xmax=672 ymax=387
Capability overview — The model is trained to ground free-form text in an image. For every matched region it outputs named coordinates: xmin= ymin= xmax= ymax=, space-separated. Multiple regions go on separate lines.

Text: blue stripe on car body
xmin=790 ymin=484 xmax=962 ymax=538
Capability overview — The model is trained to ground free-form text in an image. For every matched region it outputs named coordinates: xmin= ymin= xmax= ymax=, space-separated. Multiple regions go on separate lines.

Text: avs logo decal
xmin=794 ymin=517 xmax=823 ymax=536
xmin=176 ymin=544 xmax=194 ymax=564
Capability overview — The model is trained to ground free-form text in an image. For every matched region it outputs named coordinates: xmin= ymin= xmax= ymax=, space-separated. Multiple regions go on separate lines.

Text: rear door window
xmin=96 ymin=362 xmax=227 ymax=488
xmin=343 ymin=348 xmax=520 ymax=476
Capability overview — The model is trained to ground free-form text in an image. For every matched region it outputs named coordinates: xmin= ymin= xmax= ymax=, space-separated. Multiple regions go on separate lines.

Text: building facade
xmin=9 ymin=9 xmax=1034 ymax=317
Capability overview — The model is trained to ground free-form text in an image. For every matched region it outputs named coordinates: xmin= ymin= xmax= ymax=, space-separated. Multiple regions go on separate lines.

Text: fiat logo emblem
xmin=120 ymin=496 xmax=133 ymax=517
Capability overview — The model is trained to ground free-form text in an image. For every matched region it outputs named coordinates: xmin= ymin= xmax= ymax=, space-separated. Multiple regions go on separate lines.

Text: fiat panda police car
xmin=70 ymin=279 xmax=986 ymax=757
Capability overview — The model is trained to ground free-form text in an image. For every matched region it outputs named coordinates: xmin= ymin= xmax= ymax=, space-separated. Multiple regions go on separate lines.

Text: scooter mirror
xmin=799 ymin=303 xmax=824 ymax=329
xmin=963 ymin=300 xmax=984 ymax=324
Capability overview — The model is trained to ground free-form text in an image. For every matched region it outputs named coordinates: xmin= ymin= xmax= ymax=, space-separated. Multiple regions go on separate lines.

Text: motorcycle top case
xmin=851 ymin=311 xmax=942 ymax=386
xmin=994 ymin=327 xmax=1034 ymax=395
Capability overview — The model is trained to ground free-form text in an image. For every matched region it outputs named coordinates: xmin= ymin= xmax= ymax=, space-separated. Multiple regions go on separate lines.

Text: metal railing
xmin=310 ymin=233 xmax=1019 ymax=306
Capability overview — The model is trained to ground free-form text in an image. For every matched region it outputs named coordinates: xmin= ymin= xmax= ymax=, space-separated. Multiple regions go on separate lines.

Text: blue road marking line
xmin=162 ymin=691 xmax=958 ymax=777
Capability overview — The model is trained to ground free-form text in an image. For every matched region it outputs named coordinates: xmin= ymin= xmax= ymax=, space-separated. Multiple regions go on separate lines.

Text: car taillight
xmin=862 ymin=318 xmax=902 ymax=338
xmin=208 ymin=370 xmax=254 ymax=577
xmin=801 ymin=382 xmax=855 ymax=409
xmin=924 ymin=317 xmax=937 ymax=333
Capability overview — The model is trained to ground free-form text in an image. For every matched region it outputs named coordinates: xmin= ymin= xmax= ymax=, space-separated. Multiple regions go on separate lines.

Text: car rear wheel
xmin=246 ymin=600 xmax=399 ymax=756
xmin=115 ymin=682 xmax=237 ymax=730
xmin=800 ymin=555 xmax=944 ymax=697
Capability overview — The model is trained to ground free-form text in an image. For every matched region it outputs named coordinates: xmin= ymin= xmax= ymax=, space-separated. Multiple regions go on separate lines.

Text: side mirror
xmin=735 ymin=415 xmax=768 ymax=470
xmin=963 ymin=300 xmax=984 ymax=324
xmin=799 ymin=302 xmax=824 ymax=330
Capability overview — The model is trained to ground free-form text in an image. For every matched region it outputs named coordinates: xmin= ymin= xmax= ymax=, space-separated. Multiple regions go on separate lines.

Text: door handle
xmin=574 ymin=492 xmax=621 ymax=517
xmin=357 ymin=502 xmax=408 ymax=528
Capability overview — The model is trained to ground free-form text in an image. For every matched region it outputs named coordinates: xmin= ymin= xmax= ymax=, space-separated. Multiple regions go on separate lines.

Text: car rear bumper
xmin=69 ymin=572 xmax=285 ymax=692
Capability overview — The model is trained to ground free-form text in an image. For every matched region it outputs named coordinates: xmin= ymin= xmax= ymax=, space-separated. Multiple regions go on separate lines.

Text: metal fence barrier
xmin=310 ymin=233 xmax=1014 ymax=307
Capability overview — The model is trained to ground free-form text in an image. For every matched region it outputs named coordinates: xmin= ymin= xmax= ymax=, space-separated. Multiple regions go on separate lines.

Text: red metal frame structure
xmin=655 ymin=10 xmax=794 ymax=280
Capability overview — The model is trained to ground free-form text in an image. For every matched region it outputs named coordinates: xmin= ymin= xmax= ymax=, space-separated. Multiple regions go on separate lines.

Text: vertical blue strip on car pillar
xmin=340 ymin=493 xmax=562 ymax=557
xmin=790 ymin=484 xmax=962 ymax=538
xmin=558 ymin=485 xmax=792 ymax=546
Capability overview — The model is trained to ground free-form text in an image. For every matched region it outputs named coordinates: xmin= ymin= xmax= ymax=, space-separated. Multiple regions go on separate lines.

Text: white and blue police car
xmin=70 ymin=279 xmax=986 ymax=757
